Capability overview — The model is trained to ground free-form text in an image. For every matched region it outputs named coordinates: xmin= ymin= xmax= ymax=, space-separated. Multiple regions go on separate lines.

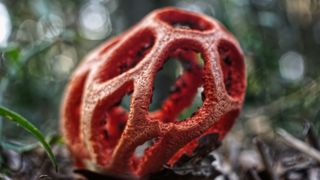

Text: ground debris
xmin=1 ymin=124 xmax=320 ymax=180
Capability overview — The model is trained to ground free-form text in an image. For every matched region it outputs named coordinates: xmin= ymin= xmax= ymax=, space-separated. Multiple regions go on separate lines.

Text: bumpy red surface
xmin=61 ymin=7 xmax=246 ymax=178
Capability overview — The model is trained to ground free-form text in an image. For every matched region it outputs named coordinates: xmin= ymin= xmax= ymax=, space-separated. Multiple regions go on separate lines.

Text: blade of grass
xmin=0 ymin=106 xmax=58 ymax=172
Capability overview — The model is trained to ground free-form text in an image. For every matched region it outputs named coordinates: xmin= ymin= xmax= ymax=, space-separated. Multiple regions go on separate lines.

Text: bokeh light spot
xmin=79 ymin=1 xmax=112 ymax=40
xmin=279 ymin=51 xmax=305 ymax=82
xmin=37 ymin=14 xmax=64 ymax=40
xmin=0 ymin=3 xmax=11 ymax=47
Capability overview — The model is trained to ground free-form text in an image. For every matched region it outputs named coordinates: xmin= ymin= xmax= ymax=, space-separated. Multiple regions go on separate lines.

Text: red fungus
xmin=61 ymin=7 xmax=246 ymax=178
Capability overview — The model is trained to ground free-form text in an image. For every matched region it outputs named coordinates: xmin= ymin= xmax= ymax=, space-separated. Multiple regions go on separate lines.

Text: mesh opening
xmin=148 ymin=48 xmax=204 ymax=123
xmin=89 ymin=81 xmax=134 ymax=165
xmin=97 ymin=29 xmax=156 ymax=82
xmin=218 ymin=40 xmax=245 ymax=100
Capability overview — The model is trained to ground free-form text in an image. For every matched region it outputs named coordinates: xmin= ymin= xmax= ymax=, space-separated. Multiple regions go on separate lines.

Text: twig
xmin=253 ymin=138 xmax=279 ymax=180
xmin=248 ymin=168 xmax=262 ymax=180
xmin=304 ymin=121 xmax=320 ymax=150
xmin=308 ymin=167 xmax=320 ymax=180
xmin=277 ymin=129 xmax=320 ymax=163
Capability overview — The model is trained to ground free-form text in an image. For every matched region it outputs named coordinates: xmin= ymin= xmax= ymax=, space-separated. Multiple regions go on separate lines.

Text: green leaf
xmin=5 ymin=47 xmax=21 ymax=63
xmin=0 ymin=106 xmax=58 ymax=172
xmin=46 ymin=134 xmax=64 ymax=146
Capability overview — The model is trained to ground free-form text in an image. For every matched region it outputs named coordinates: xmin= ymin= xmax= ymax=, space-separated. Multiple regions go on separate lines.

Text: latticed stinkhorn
xmin=61 ymin=7 xmax=246 ymax=178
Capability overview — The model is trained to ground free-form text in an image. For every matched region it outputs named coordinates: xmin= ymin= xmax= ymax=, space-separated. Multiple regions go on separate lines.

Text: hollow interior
xmin=128 ymin=137 xmax=160 ymax=174
xmin=120 ymin=93 xmax=132 ymax=111
xmin=96 ymin=29 xmax=156 ymax=82
xmin=157 ymin=9 xmax=214 ymax=31
xmin=97 ymin=104 xmax=129 ymax=148
xmin=176 ymin=54 xmax=204 ymax=121
xmin=90 ymin=83 xmax=134 ymax=165
xmin=148 ymin=58 xmax=183 ymax=112
xmin=178 ymin=86 xmax=204 ymax=121
xmin=148 ymin=48 xmax=204 ymax=123
xmin=218 ymin=40 xmax=245 ymax=100
xmin=134 ymin=138 xmax=158 ymax=159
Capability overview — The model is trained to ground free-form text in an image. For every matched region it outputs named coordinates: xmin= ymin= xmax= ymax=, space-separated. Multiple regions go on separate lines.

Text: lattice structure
xmin=61 ymin=7 xmax=246 ymax=178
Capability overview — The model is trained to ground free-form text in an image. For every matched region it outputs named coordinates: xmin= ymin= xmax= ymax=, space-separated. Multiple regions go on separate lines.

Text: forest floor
xmin=1 ymin=121 xmax=320 ymax=180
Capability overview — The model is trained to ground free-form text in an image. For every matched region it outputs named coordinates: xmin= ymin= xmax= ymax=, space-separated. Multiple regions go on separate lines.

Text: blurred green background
xmin=0 ymin=0 xmax=319 ymax=144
